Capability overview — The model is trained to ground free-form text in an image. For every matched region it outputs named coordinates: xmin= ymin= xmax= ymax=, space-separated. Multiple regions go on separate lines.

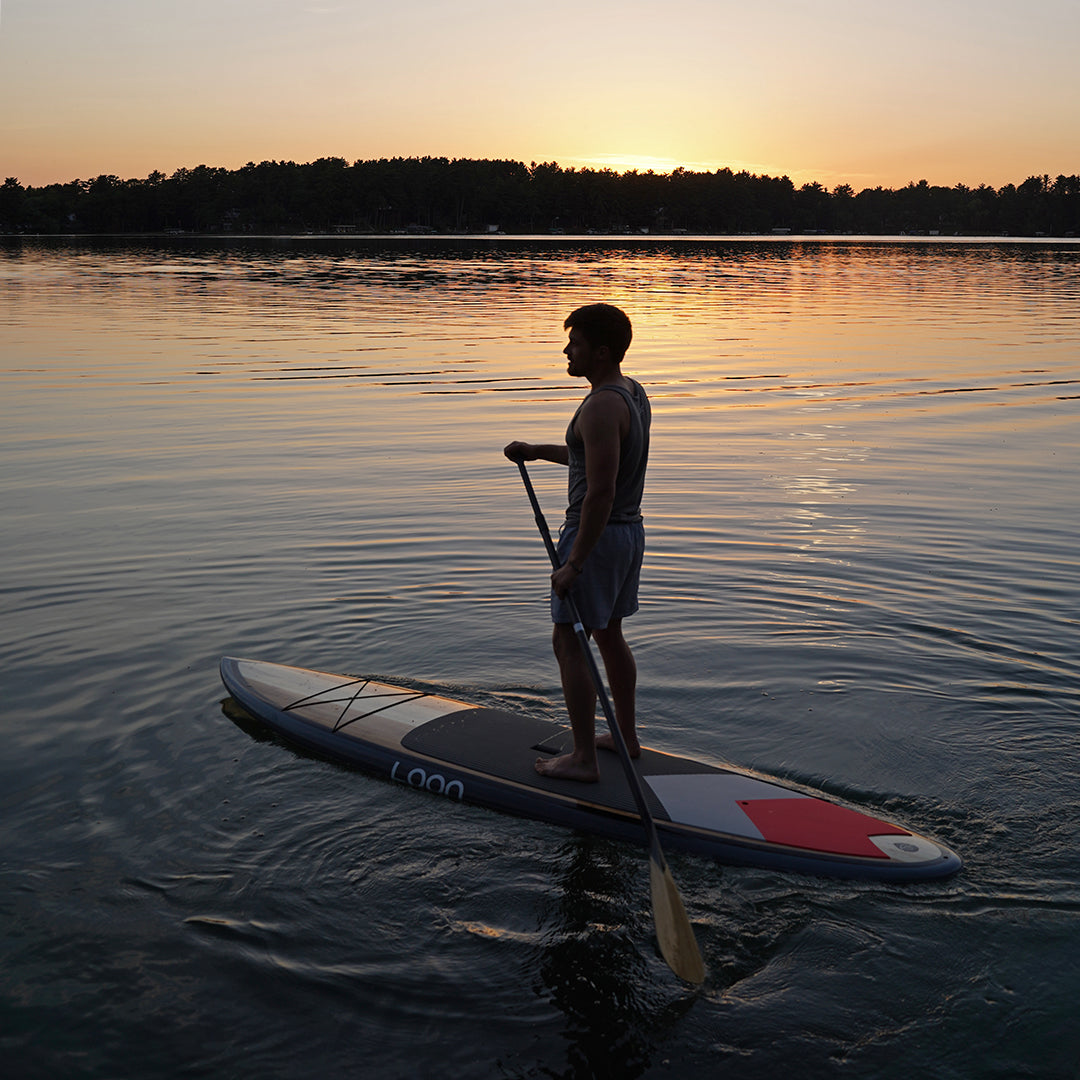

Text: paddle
xmin=513 ymin=458 xmax=705 ymax=984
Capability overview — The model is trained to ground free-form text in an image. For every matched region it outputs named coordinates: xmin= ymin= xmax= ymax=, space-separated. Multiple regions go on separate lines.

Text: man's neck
xmin=587 ymin=364 xmax=626 ymax=390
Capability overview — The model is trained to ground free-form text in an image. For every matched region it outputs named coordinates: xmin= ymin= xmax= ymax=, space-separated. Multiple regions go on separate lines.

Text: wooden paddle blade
xmin=650 ymin=857 xmax=706 ymax=985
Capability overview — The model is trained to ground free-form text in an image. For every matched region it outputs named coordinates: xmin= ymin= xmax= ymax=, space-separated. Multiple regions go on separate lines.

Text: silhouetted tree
xmin=1 ymin=177 xmax=26 ymax=230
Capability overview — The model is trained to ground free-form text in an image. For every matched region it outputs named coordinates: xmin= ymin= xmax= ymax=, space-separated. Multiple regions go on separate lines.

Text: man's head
xmin=563 ymin=304 xmax=633 ymax=364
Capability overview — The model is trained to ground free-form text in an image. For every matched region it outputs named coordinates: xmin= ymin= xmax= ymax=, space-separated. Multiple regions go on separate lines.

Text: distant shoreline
xmin=4 ymin=161 xmax=1077 ymax=238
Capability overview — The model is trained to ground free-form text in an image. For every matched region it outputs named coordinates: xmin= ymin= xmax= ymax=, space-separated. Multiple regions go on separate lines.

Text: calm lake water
xmin=2 ymin=235 xmax=1079 ymax=1079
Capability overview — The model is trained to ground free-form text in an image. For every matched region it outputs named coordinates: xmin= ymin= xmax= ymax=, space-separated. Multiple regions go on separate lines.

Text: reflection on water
xmin=1 ymin=236 xmax=1079 ymax=1079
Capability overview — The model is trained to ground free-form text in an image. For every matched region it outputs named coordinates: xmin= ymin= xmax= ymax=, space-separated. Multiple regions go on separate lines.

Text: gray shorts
xmin=551 ymin=521 xmax=645 ymax=630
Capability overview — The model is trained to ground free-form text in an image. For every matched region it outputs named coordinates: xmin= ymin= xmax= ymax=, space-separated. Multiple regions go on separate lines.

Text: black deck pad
xmin=401 ymin=708 xmax=727 ymax=820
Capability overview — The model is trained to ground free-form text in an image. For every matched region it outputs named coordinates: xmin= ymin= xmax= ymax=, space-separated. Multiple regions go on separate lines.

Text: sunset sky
xmin=2 ymin=0 xmax=1077 ymax=190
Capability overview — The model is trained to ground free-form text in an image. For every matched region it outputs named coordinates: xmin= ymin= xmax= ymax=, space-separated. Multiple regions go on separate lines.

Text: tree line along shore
xmin=2 ymin=157 xmax=1078 ymax=238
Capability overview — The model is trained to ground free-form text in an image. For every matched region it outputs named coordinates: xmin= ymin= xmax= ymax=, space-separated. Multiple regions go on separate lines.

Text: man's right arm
xmin=503 ymin=441 xmax=569 ymax=466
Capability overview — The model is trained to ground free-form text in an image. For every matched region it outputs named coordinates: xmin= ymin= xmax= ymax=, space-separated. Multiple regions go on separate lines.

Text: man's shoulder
xmin=581 ymin=384 xmax=633 ymax=419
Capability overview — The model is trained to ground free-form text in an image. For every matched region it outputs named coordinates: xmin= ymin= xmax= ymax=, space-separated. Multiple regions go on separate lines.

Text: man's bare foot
xmin=535 ymin=752 xmax=600 ymax=783
xmin=596 ymin=730 xmax=641 ymax=758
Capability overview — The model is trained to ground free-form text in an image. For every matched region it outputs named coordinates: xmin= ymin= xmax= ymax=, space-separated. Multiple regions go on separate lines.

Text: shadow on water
xmin=532 ymin=836 xmax=702 ymax=1079
xmin=220 ymin=694 xmax=271 ymax=737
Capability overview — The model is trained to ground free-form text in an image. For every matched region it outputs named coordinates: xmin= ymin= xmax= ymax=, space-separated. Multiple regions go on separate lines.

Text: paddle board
xmin=219 ymin=657 xmax=961 ymax=882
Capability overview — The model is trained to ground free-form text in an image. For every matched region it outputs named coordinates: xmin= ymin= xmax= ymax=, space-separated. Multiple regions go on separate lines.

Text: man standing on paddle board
xmin=504 ymin=303 xmax=651 ymax=782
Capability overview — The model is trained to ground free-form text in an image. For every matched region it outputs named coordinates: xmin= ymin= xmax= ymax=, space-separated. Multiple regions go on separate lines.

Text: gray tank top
xmin=564 ymin=379 xmax=651 ymax=525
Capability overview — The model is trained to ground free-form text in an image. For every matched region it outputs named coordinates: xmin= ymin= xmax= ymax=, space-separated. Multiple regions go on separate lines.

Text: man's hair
xmin=564 ymin=303 xmax=633 ymax=363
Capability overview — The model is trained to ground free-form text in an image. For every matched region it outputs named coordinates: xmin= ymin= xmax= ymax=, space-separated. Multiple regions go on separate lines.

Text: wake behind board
xmin=219 ymin=657 xmax=961 ymax=882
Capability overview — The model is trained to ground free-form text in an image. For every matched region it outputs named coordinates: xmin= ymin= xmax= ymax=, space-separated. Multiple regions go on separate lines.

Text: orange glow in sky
xmin=1 ymin=0 xmax=1078 ymax=189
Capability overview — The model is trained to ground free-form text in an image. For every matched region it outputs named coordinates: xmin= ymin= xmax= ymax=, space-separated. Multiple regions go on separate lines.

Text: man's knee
xmin=591 ymin=619 xmax=625 ymax=650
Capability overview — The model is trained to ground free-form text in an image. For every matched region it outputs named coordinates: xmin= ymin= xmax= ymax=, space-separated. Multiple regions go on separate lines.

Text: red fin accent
xmin=737 ymin=798 xmax=908 ymax=858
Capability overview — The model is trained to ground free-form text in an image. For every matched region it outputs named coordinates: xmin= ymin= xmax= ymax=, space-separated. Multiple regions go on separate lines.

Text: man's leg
xmin=592 ymin=618 xmax=641 ymax=758
xmin=534 ymin=622 xmax=600 ymax=781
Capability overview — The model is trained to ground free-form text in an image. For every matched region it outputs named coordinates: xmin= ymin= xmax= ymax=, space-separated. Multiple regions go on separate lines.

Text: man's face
xmin=563 ymin=328 xmax=603 ymax=378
